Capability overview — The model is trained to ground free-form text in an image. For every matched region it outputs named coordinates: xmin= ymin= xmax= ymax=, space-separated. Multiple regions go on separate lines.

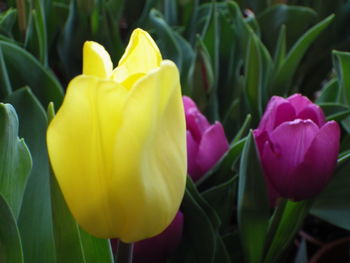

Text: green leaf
xmin=0 ymin=45 xmax=12 ymax=98
xmin=333 ymin=50 xmax=350 ymax=105
xmin=0 ymin=41 xmax=63 ymax=107
xmin=0 ymin=103 xmax=32 ymax=219
xmin=315 ymin=78 xmax=339 ymax=104
xmin=318 ymin=103 xmax=350 ymax=121
xmin=270 ymin=15 xmax=334 ymax=96
xmin=32 ymin=4 xmax=48 ymax=66
xmin=0 ymin=193 xmax=24 ymax=263
xmin=5 ymin=88 xmax=56 ymax=263
xmin=264 ymin=200 xmax=312 ymax=263
xmin=244 ymin=35 xmax=263 ymax=117
xmin=163 ymin=0 xmax=177 ymax=26
xmin=0 ymin=8 xmax=17 ymax=37
xmin=181 ymin=185 xmax=217 ymax=263
xmin=149 ymin=9 xmax=183 ymax=72
xmin=273 ymin=25 xmax=286 ymax=68
xmin=238 ymin=131 xmax=269 ymax=263
xmin=202 ymin=176 xmax=237 ymax=229
xmin=257 ymin=5 xmax=317 ymax=53
xmin=311 ymin=158 xmax=350 ymax=230
xmin=222 ymin=232 xmax=244 ymax=263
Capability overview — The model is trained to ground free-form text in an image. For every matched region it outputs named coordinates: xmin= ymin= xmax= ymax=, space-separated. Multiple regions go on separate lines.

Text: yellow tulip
xmin=47 ymin=29 xmax=187 ymax=242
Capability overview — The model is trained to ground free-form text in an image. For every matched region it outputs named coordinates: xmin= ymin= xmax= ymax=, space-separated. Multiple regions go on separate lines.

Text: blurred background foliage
xmin=1 ymin=0 xmax=350 ymax=262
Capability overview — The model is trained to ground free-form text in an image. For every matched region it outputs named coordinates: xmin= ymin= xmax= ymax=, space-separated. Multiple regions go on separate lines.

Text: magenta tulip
xmin=133 ymin=211 xmax=184 ymax=263
xmin=111 ymin=211 xmax=184 ymax=263
xmin=183 ymin=96 xmax=229 ymax=181
xmin=254 ymin=94 xmax=340 ymax=201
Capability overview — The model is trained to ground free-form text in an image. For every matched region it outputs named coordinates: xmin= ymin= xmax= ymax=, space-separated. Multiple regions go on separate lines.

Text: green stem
xmin=263 ymin=199 xmax=313 ymax=263
xmin=16 ymin=0 xmax=26 ymax=36
xmin=115 ymin=241 xmax=134 ymax=263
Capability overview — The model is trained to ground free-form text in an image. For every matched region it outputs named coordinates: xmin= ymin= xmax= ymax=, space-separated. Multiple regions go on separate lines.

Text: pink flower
xmin=183 ymin=96 xmax=229 ymax=181
xmin=254 ymin=94 xmax=340 ymax=201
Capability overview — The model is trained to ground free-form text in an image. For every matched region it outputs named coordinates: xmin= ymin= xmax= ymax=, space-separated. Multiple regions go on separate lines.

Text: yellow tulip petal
xmin=111 ymin=28 xmax=162 ymax=83
xmin=47 ymin=76 xmax=128 ymax=237
xmin=83 ymin=41 xmax=113 ymax=78
xmin=111 ymin=60 xmax=187 ymax=242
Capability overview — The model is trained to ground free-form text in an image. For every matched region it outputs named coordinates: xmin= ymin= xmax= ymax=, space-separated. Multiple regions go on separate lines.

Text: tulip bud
xmin=254 ymin=94 xmax=340 ymax=201
xmin=47 ymin=29 xmax=187 ymax=242
xmin=183 ymin=96 xmax=229 ymax=181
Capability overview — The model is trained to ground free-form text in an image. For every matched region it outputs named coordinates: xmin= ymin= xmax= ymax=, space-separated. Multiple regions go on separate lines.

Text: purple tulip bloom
xmin=111 ymin=211 xmax=184 ymax=263
xmin=133 ymin=211 xmax=184 ymax=263
xmin=183 ymin=96 xmax=229 ymax=181
xmin=254 ymin=94 xmax=340 ymax=201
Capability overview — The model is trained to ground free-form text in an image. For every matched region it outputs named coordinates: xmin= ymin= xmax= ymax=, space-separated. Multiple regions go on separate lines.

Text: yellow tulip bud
xmin=47 ymin=29 xmax=187 ymax=242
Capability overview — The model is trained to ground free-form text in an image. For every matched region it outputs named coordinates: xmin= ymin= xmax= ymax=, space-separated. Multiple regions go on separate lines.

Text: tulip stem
xmin=115 ymin=241 xmax=134 ymax=263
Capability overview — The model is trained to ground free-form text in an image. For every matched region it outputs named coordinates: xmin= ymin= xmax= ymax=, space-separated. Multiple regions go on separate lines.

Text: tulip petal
xmin=291 ymin=121 xmax=340 ymax=200
xmin=182 ymin=96 xmax=197 ymax=111
xmin=297 ymin=104 xmax=326 ymax=127
xmin=185 ymin=107 xmax=210 ymax=142
xmin=186 ymin=131 xmax=201 ymax=181
xmin=83 ymin=41 xmax=113 ymax=78
xmin=112 ymin=28 xmax=162 ymax=84
xmin=258 ymin=96 xmax=296 ymax=132
xmin=47 ymin=76 xmax=128 ymax=238
xmin=263 ymin=119 xmax=319 ymax=198
xmin=196 ymin=122 xmax=229 ymax=176
xmin=287 ymin=93 xmax=313 ymax=114
xmin=111 ymin=60 xmax=186 ymax=242
xmin=133 ymin=211 xmax=184 ymax=263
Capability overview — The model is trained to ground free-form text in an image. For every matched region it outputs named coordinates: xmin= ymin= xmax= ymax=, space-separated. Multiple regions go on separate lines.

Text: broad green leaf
xmin=202 ymin=2 xmax=220 ymax=122
xmin=202 ymin=176 xmax=237 ymax=229
xmin=163 ymin=0 xmax=177 ymax=26
xmin=0 ymin=8 xmax=17 ymax=37
xmin=186 ymin=178 xmax=221 ymax=229
xmin=264 ymin=200 xmax=312 ymax=263
xmin=213 ymin=234 xmax=231 ymax=263
xmin=149 ymin=9 xmax=182 ymax=70
xmin=311 ymin=158 xmax=350 ymax=230
xmin=315 ymin=79 xmax=339 ymax=104
xmin=270 ymin=15 xmax=334 ymax=96
xmin=148 ymin=8 xmax=196 ymax=88
xmin=181 ymin=184 xmax=217 ymax=263
xmin=33 ymin=0 xmax=48 ymax=66
xmin=222 ymin=232 xmax=244 ymax=263
xmin=0 ymin=45 xmax=12 ymax=97
xmin=273 ymin=25 xmax=286 ymax=68
xmin=0 ymin=193 xmax=23 ymax=263
xmin=190 ymin=37 xmax=214 ymax=110
xmin=238 ymin=132 xmax=269 ymax=263
xmin=318 ymin=103 xmax=350 ymax=121
xmin=257 ymin=5 xmax=317 ymax=53
xmin=233 ymin=114 xmax=252 ymax=144
xmin=333 ymin=50 xmax=350 ymax=105
xmin=244 ymin=35 xmax=263 ymax=117
xmin=0 ymin=41 xmax=63 ymax=107
xmin=5 ymin=88 xmax=56 ymax=263
xmin=0 ymin=103 xmax=31 ymax=219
